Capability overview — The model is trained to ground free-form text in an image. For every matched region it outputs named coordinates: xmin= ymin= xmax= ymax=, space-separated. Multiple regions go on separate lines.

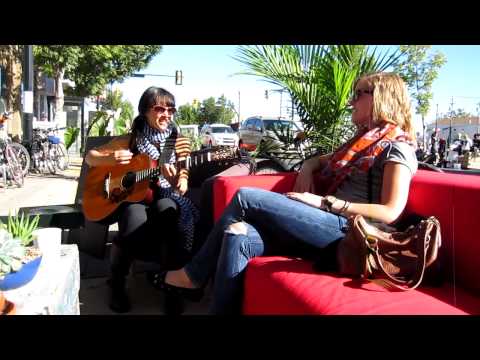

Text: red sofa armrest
xmin=213 ymin=172 xmax=298 ymax=222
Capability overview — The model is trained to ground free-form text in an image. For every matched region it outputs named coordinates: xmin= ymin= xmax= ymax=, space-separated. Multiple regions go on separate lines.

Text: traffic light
xmin=265 ymin=90 xmax=268 ymax=99
xmin=175 ymin=70 xmax=183 ymax=85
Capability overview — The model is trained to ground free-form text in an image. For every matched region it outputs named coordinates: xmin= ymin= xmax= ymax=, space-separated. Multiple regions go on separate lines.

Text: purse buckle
xmin=365 ymin=235 xmax=378 ymax=251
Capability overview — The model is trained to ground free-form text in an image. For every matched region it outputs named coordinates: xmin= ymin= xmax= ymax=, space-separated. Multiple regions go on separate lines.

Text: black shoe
xmin=107 ymin=278 xmax=131 ymax=313
xmin=164 ymin=292 xmax=185 ymax=315
xmin=146 ymin=271 xmax=204 ymax=302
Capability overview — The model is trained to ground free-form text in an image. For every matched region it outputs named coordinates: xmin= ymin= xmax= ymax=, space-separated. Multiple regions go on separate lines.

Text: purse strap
xmin=368 ymin=167 xmax=373 ymax=204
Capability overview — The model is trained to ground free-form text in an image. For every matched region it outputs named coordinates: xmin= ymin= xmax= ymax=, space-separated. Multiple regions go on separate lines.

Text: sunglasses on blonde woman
xmin=351 ymin=89 xmax=373 ymax=102
xmin=152 ymin=105 xmax=177 ymax=115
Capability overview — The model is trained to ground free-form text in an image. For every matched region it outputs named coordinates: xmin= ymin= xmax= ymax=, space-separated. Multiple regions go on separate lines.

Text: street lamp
xmin=132 ymin=70 xmax=183 ymax=85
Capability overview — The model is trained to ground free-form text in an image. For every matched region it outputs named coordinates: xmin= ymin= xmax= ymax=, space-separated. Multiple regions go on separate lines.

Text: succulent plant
xmin=0 ymin=213 xmax=41 ymax=278
xmin=0 ymin=230 xmax=26 ymax=278
xmin=1 ymin=213 xmax=40 ymax=246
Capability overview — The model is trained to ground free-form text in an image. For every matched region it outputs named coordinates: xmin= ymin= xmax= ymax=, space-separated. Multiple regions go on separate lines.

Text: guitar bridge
xmin=103 ymin=173 xmax=111 ymax=199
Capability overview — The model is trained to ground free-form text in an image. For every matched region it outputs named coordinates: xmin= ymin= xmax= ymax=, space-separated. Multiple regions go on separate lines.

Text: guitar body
xmin=82 ymin=144 xmax=245 ymax=222
xmin=82 ymin=153 xmax=153 ymax=221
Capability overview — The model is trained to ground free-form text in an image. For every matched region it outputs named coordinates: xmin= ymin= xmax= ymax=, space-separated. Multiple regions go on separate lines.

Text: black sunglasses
xmin=152 ymin=105 xmax=177 ymax=115
xmin=351 ymin=89 xmax=374 ymax=102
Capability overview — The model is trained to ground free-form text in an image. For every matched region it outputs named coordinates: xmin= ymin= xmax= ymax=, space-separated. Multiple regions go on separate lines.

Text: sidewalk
xmin=0 ymin=159 xmax=81 ymax=217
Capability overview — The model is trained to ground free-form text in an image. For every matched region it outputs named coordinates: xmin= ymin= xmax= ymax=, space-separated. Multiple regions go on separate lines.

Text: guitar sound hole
xmin=121 ymin=172 xmax=136 ymax=189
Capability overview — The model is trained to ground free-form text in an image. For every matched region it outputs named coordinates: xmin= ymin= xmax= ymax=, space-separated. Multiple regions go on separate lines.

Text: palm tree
xmin=235 ymin=45 xmax=402 ymax=153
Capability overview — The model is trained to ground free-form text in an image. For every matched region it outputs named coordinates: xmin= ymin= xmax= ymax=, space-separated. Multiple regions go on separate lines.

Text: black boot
xmin=107 ymin=276 xmax=131 ymax=313
xmin=108 ymin=244 xmax=132 ymax=313
xmin=164 ymin=292 xmax=185 ymax=315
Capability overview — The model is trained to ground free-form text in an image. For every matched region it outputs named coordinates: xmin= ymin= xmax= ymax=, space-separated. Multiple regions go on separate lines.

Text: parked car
xmin=179 ymin=124 xmax=199 ymax=138
xmin=238 ymin=116 xmax=303 ymax=151
xmin=200 ymin=123 xmax=239 ymax=148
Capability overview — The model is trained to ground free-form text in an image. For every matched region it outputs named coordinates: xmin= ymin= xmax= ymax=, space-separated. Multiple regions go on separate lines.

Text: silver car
xmin=238 ymin=116 xmax=302 ymax=151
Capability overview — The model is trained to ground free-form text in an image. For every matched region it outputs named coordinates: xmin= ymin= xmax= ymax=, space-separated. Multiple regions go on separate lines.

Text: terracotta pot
xmin=0 ymin=292 xmax=16 ymax=315
xmin=0 ymin=292 xmax=5 ymax=311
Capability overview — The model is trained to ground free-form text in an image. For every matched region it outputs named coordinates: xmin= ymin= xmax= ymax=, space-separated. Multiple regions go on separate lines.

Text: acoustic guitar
xmin=82 ymin=146 xmax=240 ymax=222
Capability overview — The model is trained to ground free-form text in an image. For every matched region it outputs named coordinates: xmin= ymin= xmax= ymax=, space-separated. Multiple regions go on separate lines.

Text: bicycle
xmin=10 ymin=140 xmax=30 ymax=177
xmin=27 ymin=126 xmax=70 ymax=174
xmin=48 ymin=127 xmax=70 ymax=171
xmin=0 ymin=112 xmax=24 ymax=188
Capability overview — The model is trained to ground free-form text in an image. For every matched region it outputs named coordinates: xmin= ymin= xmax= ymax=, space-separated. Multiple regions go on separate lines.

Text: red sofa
xmin=212 ymin=170 xmax=480 ymax=315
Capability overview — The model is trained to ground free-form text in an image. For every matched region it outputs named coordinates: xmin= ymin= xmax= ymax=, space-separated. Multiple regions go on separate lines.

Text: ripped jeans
xmin=184 ymin=187 xmax=348 ymax=314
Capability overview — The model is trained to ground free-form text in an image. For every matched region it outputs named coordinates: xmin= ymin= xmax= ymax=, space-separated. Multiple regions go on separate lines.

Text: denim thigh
xmin=236 ymin=187 xmax=347 ymax=254
xmin=185 ymin=187 xmax=347 ymax=286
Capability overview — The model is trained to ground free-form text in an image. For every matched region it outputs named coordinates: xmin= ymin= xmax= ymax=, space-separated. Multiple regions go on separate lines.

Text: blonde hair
xmin=354 ymin=72 xmax=415 ymax=141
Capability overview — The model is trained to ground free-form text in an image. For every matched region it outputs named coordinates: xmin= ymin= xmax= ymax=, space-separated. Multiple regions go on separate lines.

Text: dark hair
xmin=129 ymin=87 xmax=176 ymax=152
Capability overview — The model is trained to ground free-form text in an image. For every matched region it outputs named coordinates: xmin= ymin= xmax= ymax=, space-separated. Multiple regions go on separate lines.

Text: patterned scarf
xmin=136 ymin=121 xmax=176 ymax=162
xmin=136 ymin=121 xmax=200 ymax=253
xmin=322 ymin=122 xmax=416 ymax=195
xmin=136 ymin=122 xmax=179 ymax=188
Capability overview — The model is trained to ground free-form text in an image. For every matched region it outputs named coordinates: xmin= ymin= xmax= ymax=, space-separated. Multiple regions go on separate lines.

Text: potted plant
xmin=0 ymin=213 xmax=42 ymax=291
xmin=0 ymin=291 xmax=16 ymax=315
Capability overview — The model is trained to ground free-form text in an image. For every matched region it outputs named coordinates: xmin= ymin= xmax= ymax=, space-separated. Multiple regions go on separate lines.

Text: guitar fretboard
xmin=133 ymin=150 xmax=229 ymax=183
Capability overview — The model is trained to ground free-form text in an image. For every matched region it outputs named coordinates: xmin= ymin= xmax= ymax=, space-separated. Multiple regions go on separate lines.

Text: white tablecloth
xmin=3 ymin=244 xmax=80 ymax=315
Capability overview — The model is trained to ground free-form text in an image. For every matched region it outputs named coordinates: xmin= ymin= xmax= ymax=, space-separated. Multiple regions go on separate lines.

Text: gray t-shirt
xmin=334 ymin=141 xmax=418 ymax=204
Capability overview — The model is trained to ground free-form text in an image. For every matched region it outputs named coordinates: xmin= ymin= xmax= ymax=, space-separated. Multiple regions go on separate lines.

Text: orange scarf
xmin=322 ymin=122 xmax=416 ymax=195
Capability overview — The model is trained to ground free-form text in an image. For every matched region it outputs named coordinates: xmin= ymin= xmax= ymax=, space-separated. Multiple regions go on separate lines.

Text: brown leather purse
xmin=337 ymin=215 xmax=442 ymax=291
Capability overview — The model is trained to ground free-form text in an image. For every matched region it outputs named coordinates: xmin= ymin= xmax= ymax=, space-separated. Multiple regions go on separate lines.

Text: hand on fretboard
xmin=175 ymin=136 xmax=191 ymax=160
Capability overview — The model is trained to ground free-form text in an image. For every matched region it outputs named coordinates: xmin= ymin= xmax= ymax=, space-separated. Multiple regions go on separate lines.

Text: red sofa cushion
xmin=405 ymin=170 xmax=480 ymax=295
xmin=243 ymin=256 xmax=480 ymax=315
xmin=213 ymin=172 xmax=297 ymax=222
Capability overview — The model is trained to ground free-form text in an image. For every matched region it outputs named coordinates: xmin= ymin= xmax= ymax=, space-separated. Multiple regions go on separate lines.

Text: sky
xmin=113 ymin=45 xmax=480 ymax=133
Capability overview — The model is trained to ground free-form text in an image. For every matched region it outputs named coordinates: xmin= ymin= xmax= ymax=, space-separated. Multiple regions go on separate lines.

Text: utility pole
xmin=22 ymin=45 xmax=33 ymax=142
xmin=266 ymin=88 xmax=287 ymax=118
xmin=279 ymin=91 xmax=283 ymax=118
xmin=477 ymin=103 xmax=480 ymax=134
xmin=291 ymin=96 xmax=294 ymax=121
xmin=435 ymin=104 xmax=438 ymax=133
xmin=238 ymin=91 xmax=241 ymax=123
xmin=448 ymin=97 xmax=454 ymax=147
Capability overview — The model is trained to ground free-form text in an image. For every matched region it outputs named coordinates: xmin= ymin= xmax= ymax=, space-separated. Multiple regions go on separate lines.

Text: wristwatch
xmin=323 ymin=195 xmax=338 ymax=212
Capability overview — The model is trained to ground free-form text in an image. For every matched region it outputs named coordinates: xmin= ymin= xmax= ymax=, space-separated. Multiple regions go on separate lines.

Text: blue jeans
xmin=184 ymin=187 xmax=348 ymax=314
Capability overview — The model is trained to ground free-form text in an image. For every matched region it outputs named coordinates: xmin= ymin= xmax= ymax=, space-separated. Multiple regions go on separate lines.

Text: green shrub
xmin=64 ymin=126 xmax=80 ymax=150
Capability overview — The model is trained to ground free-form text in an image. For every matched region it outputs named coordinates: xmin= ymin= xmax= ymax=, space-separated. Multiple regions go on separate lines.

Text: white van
xmin=200 ymin=123 xmax=239 ymax=148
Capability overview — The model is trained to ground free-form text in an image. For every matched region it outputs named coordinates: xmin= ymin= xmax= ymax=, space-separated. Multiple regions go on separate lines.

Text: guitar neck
xmin=176 ymin=151 xmax=213 ymax=170
xmin=133 ymin=152 xmax=214 ymax=183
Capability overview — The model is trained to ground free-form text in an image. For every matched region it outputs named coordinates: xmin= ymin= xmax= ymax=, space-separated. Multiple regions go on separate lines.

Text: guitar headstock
xmin=192 ymin=146 xmax=250 ymax=163
xmin=187 ymin=146 xmax=253 ymax=187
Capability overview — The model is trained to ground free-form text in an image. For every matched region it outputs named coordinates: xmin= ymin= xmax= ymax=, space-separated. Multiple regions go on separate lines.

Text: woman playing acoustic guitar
xmin=85 ymin=86 xmax=199 ymax=313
